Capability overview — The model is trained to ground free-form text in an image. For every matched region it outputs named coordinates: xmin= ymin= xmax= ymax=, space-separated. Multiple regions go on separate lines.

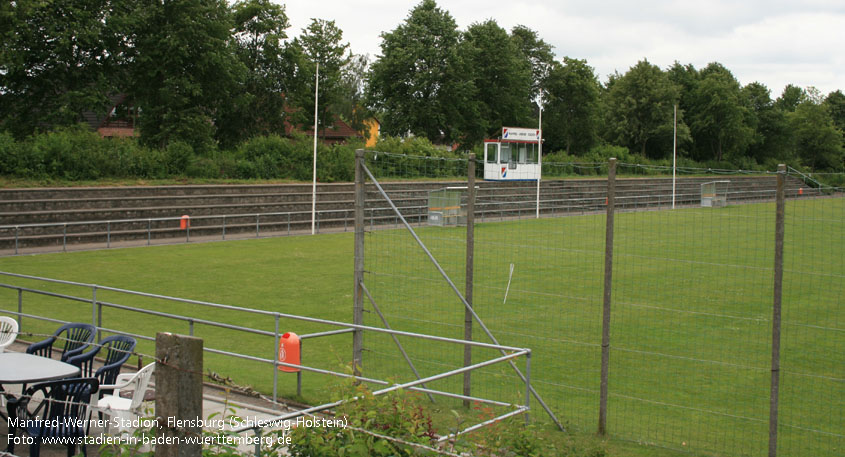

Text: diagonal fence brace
xmin=360 ymin=281 xmax=436 ymax=403
xmin=361 ymin=161 xmax=564 ymax=431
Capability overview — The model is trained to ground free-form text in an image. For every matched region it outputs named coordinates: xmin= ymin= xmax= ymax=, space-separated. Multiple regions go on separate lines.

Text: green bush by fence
xmin=1 ymin=125 xmax=830 ymax=184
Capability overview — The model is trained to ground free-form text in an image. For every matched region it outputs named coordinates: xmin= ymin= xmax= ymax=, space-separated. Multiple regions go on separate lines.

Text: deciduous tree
xmin=743 ymin=82 xmax=792 ymax=164
xmin=602 ymin=59 xmax=680 ymax=158
xmin=129 ymin=0 xmax=242 ymax=152
xmin=0 ymin=0 xmax=120 ymax=138
xmin=367 ymin=0 xmax=478 ymax=144
xmin=510 ymin=25 xmax=556 ymax=102
xmin=790 ymin=99 xmax=844 ymax=171
xmin=216 ymin=0 xmax=291 ymax=147
xmin=687 ymin=63 xmax=754 ymax=162
xmin=288 ymin=19 xmax=350 ymax=140
xmin=461 ymin=19 xmax=532 ymax=142
xmin=542 ymin=57 xmax=600 ymax=154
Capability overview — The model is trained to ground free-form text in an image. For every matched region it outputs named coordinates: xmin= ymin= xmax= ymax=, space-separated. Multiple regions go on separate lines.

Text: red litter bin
xmin=278 ymin=332 xmax=300 ymax=372
xmin=180 ymin=215 xmax=190 ymax=230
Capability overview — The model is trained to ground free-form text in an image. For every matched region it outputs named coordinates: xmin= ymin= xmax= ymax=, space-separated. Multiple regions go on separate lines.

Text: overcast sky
xmin=283 ymin=0 xmax=844 ymax=97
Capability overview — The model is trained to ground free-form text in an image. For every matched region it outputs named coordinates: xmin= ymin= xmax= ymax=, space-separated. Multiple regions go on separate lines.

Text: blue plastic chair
xmin=26 ymin=322 xmax=96 ymax=362
xmin=7 ymin=377 xmax=99 ymax=457
xmin=68 ymin=335 xmax=136 ymax=393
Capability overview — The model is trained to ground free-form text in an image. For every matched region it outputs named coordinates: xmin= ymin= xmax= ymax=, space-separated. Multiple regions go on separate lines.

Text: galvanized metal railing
xmin=0 ymin=270 xmax=534 ymax=455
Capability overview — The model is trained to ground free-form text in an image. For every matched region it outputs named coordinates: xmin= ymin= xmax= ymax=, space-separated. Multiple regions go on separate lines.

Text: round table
xmin=1 ymin=352 xmax=82 ymax=452
xmin=0 ymin=352 xmax=81 ymax=383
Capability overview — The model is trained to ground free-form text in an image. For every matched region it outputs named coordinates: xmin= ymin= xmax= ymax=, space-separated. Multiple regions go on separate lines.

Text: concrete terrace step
xmin=0 ymin=175 xmax=820 ymax=253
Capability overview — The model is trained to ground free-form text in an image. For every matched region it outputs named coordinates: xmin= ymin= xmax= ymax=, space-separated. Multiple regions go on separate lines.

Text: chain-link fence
xmin=356 ymin=150 xmax=843 ymax=457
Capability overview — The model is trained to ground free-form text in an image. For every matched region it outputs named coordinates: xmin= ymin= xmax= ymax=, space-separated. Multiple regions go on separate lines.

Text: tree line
xmin=1 ymin=0 xmax=843 ymax=180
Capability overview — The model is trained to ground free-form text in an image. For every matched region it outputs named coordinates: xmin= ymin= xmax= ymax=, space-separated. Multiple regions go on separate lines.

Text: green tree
xmin=542 ymin=57 xmax=600 ymax=154
xmin=0 ymin=0 xmax=120 ymax=138
xmin=687 ymin=63 xmax=754 ymax=162
xmin=216 ymin=0 xmax=291 ymax=147
xmin=367 ymin=0 xmax=478 ymax=144
xmin=790 ymin=99 xmax=844 ymax=171
xmin=742 ymin=81 xmax=793 ymax=164
xmin=775 ymin=84 xmax=806 ymax=112
xmin=335 ymin=53 xmax=371 ymax=134
xmin=288 ymin=19 xmax=350 ymax=140
xmin=129 ymin=0 xmax=242 ymax=152
xmin=602 ymin=59 xmax=681 ymax=158
xmin=510 ymin=25 xmax=556 ymax=102
xmin=461 ymin=20 xmax=532 ymax=142
xmin=824 ymin=90 xmax=845 ymax=135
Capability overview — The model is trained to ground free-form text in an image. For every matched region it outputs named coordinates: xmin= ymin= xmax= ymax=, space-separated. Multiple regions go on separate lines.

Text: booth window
xmin=486 ymin=143 xmax=497 ymax=163
xmin=500 ymin=143 xmax=512 ymax=163
xmin=517 ymin=144 xmax=528 ymax=163
xmin=527 ymin=143 xmax=538 ymax=164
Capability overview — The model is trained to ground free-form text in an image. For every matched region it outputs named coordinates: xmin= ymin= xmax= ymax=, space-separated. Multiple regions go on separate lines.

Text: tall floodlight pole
xmin=311 ymin=62 xmax=320 ymax=235
xmin=536 ymin=101 xmax=542 ymax=219
xmin=672 ymin=104 xmax=677 ymax=209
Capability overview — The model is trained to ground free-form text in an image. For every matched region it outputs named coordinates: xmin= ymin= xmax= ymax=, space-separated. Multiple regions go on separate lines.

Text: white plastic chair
xmin=97 ymin=362 xmax=155 ymax=433
xmin=0 ymin=316 xmax=18 ymax=353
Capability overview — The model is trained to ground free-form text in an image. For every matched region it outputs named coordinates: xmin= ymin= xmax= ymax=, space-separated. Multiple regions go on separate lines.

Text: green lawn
xmin=1 ymin=197 xmax=842 ymax=457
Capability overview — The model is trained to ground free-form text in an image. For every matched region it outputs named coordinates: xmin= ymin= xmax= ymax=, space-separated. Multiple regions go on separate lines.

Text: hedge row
xmin=0 ymin=125 xmax=783 ymax=183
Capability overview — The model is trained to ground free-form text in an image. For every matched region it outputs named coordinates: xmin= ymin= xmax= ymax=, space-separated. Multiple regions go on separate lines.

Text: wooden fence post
xmin=156 ymin=332 xmax=203 ymax=457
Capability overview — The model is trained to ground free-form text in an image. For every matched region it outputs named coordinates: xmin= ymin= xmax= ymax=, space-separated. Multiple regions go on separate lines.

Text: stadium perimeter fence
xmin=356 ymin=150 xmax=843 ymax=457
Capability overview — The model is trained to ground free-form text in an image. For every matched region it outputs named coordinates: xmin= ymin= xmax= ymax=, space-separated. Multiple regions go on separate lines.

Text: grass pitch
xmin=1 ymin=197 xmax=841 ymax=457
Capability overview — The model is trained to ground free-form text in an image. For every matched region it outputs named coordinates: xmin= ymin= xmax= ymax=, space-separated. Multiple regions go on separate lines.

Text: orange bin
xmin=278 ymin=332 xmax=300 ymax=372
xmin=180 ymin=215 xmax=190 ymax=230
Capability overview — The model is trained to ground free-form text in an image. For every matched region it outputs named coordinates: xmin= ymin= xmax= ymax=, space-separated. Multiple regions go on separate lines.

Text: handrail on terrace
xmin=0 ymin=270 xmax=534 ymax=455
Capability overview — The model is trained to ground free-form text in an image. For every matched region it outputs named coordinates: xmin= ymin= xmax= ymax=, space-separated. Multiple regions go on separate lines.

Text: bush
xmin=272 ymin=381 xmax=437 ymax=457
xmin=166 ymin=141 xmax=194 ymax=175
xmin=0 ymin=131 xmax=19 ymax=175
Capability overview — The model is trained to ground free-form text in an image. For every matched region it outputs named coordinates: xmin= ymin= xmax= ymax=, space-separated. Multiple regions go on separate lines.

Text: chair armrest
xmin=114 ymin=373 xmax=134 ymax=384
xmin=6 ymin=394 xmax=31 ymax=421
xmin=66 ymin=351 xmax=92 ymax=367
xmin=26 ymin=337 xmax=56 ymax=357
xmin=95 ymin=358 xmax=129 ymax=377
xmin=99 ymin=373 xmax=136 ymax=392
xmin=63 ymin=343 xmax=91 ymax=361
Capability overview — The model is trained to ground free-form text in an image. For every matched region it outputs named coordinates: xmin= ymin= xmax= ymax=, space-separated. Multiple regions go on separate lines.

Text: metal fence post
xmin=97 ymin=302 xmax=103 ymax=343
xmin=525 ymin=350 xmax=532 ymax=425
xmin=148 ymin=219 xmax=152 ymax=245
xmin=17 ymin=288 xmax=23 ymax=329
xmin=273 ymin=314 xmax=279 ymax=403
xmin=15 ymin=226 xmax=19 ymax=255
xmin=353 ymin=150 xmax=365 ymax=375
xmin=107 ymin=221 xmax=111 ymax=248
xmin=63 ymin=224 xmax=67 ymax=252
xmin=463 ymin=154 xmax=476 ymax=408
xmin=92 ymin=284 xmax=98 ymax=323
xmin=297 ymin=339 xmax=303 ymax=397
xmin=223 ymin=216 xmax=227 ymax=240
xmin=598 ymin=157 xmax=617 ymax=436
xmin=769 ymin=164 xmax=786 ymax=457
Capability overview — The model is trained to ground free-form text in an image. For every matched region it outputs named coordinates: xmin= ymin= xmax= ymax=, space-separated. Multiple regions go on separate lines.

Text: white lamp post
xmin=536 ymin=100 xmax=543 ymax=219
xmin=311 ymin=62 xmax=319 ymax=235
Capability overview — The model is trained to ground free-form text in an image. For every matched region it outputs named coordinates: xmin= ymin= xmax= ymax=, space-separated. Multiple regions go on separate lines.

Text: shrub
xmin=0 ymin=131 xmax=19 ymax=175
xmin=166 ymin=141 xmax=194 ymax=175
xmin=26 ymin=125 xmax=107 ymax=180
xmin=275 ymin=381 xmax=437 ymax=457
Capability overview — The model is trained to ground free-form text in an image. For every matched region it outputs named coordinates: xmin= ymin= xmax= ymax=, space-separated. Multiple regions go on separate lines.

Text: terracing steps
xmin=0 ymin=176 xmax=815 ymax=250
